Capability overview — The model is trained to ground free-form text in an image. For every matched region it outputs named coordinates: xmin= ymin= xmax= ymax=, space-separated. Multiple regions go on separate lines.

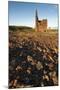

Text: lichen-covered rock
xmin=27 ymin=55 xmax=33 ymax=62
xmin=36 ymin=61 xmax=43 ymax=70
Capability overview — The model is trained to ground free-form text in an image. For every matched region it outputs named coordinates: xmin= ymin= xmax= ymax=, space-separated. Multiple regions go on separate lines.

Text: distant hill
xmin=9 ymin=26 xmax=33 ymax=31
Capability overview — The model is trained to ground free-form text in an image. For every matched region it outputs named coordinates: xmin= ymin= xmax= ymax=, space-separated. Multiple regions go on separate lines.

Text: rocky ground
xmin=9 ymin=31 xmax=58 ymax=88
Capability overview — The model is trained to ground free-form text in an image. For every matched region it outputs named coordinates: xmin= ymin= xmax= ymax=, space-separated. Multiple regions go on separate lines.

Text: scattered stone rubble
xmin=9 ymin=31 xmax=58 ymax=88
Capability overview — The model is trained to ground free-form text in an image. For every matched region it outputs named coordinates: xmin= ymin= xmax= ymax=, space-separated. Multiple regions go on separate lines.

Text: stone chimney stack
xmin=35 ymin=9 xmax=39 ymax=32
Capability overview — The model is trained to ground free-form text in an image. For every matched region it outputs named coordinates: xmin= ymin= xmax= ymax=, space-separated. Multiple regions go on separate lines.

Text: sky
xmin=8 ymin=1 xmax=58 ymax=28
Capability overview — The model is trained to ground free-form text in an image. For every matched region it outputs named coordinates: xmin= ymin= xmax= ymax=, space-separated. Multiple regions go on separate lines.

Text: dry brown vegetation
xmin=9 ymin=29 xmax=58 ymax=88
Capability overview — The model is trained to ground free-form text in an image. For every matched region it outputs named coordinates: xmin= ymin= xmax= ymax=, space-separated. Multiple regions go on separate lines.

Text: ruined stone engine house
xmin=35 ymin=10 xmax=47 ymax=32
